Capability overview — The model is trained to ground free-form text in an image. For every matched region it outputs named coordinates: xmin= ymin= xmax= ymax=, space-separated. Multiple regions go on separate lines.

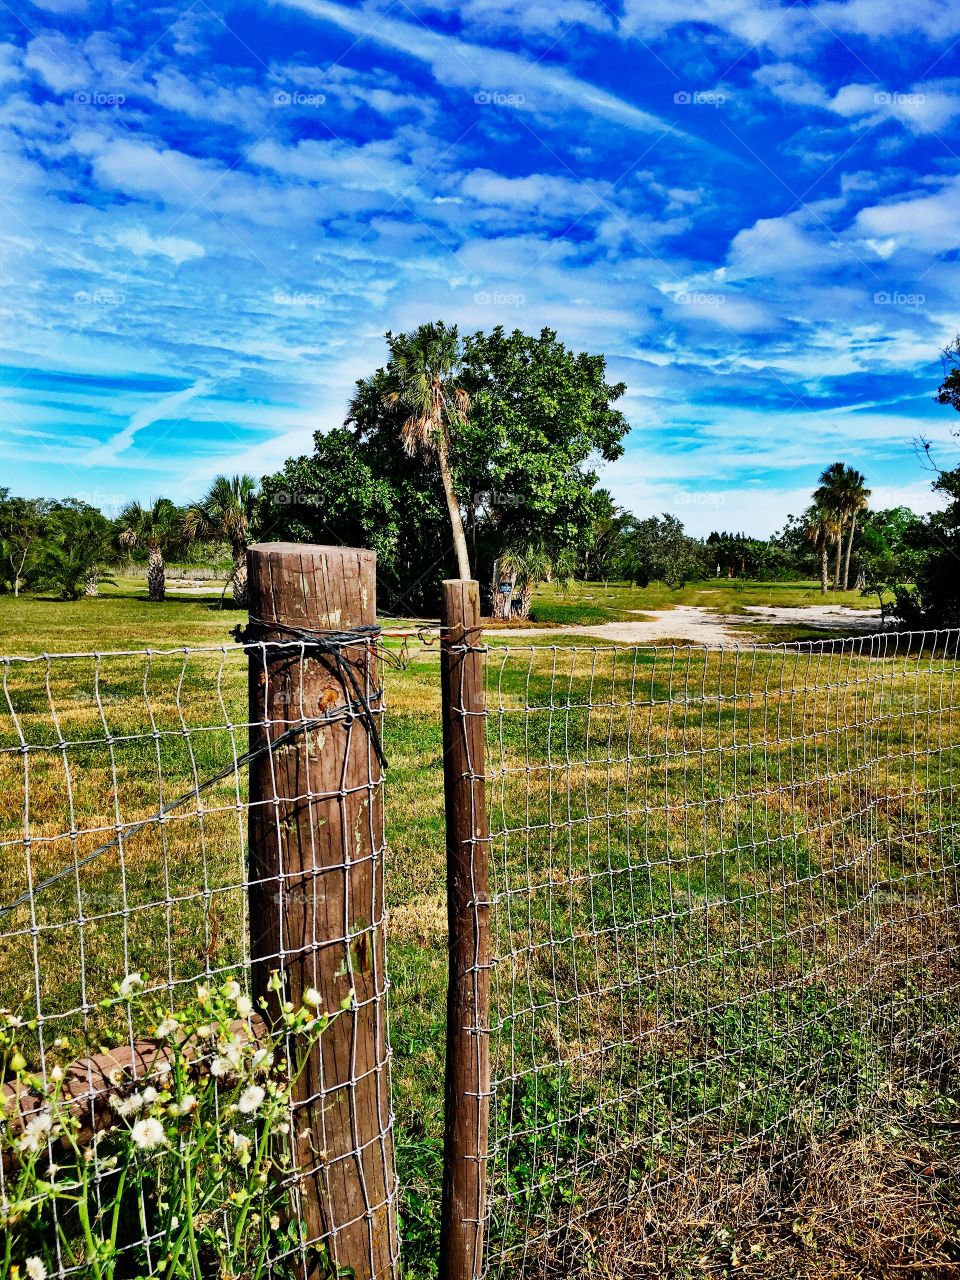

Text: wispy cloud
xmin=85 ymin=381 xmax=211 ymax=467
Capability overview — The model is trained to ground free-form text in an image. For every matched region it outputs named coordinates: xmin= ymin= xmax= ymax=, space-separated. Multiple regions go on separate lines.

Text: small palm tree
xmin=359 ymin=322 xmax=471 ymax=579
xmin=804 ymin=503 xmax=839 ymax=595
xmin=116 ymin=498 xmax=182 ymax=602
xmin=496 ymin=543 xmax=573 ymax=619
xmin=184 ymin=475 xmax=257 ymax=608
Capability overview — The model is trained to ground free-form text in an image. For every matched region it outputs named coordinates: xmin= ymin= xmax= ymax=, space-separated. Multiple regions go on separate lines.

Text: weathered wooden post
xmin=246 ymin=543 xmax=397 ymax=1280
xmin=439 ymin=580 xmax=492 ymax=1280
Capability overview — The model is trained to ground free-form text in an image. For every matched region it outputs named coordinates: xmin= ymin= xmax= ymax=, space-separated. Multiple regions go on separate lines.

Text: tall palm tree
xmin=184 ymin=475 xmax=257 ymax=607
xmin=804 ymin=502 xmax=839 ymax=595
xmin=116 ymin=498 xmax=182 ymax=602
xmin=813 ymin=462 xmax=848 ymax=590
xmin=838 ymin=467 xmax=871 ymax=591
xmin=362 ymin=322 xmax=471 ymax=580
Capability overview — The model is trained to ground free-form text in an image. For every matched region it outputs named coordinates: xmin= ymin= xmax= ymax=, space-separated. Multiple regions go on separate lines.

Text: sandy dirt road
xmin=490 ymin=603 xmax=885 ymax=647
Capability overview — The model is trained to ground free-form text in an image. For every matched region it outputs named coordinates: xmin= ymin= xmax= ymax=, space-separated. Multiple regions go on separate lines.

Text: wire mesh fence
xmin=2 ymin=619 xmax=960 ymax=1280
xmin=0 ymin=635 xmax=397 ymax=1280
xmin=481 ymin=630 xmax=960 ymax=1277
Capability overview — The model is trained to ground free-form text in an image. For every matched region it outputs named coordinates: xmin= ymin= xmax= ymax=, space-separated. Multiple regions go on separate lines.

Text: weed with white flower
xmin=0 ymin=974 xmax=339 ymax=1280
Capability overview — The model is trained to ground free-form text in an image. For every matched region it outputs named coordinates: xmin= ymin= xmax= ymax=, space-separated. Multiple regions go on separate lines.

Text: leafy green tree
xmin=116 ymin=498 xmax=183 ymax=602
xmin=621 ymin=514 xmax=705 ymax=588
xmin=0 ymin=491 xmax=49 ymax=596
xmin=885 ymin=339 xmax=960 ymax=628
xmin=576 ymin=494 xmax=634 ymax=582
xmin=261 ymin=325 xmax=629 ymax=614
xmin=857 ymin=507 xmax=922 ymax=615
xmin=185 ymin=475 xmax=257 ymax=607
xmin=32 ymin=502 xmax=115 ymax=600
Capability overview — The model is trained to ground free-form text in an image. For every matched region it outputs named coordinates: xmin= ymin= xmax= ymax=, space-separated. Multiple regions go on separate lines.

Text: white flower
xmin=223 ymin=979 xmax=241 ymax=1000
xmin=131 ymin=1117 xmax=165 ymax=1150
xmin=236 ymin=995 xmax=253 ymax=1018
xmin=49 ymin=1066 xmax=64 ymax=1083
xmin=155 ymin=1017 xmax=178 ymax=1038
xmin=108 ymin=1067 xmax=125 ymax=1086
xmin=142 ymin=1087 xmax=158 ymax=1105
xmin=18 ymin=1111 xmax=53 ymax=1154
xmin=119 ymin=973 xmax=142 ymax=996
xmin=25 ymin=1257 xmax=47 ymax=1280
xmin=303 ymin=988 xmax=323 ymax=1010
xmin=196 ymin=984 xmax=210 ymax=1002
xmin=229 ymin=1129 xmax=251 ymax=1166
xmin=113 ymin=1091 xmax=145 ymax=1118
xmin=269 ymin=1214 xmax=280 ymax=1231
xmin=251 ymin=1048 xmax=273 ymax=1070
xmin=210 ymin=1056 xmax=232 ymax=1078
xmin=238 ymin=1085 xmax=265 ymax=1115
xmin=180 ymin=1094 xmax=198 ymax=1113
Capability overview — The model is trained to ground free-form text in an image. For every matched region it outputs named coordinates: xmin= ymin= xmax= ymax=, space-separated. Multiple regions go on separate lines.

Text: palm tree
xmin=184 ymin=475 xmax=257 ymax=608
xmin=814 ymin=462 xmax=848 ymax=590
xmin=495 ymin=543 xmax=574 ymax=619
xmin=116 ymin=498 xmax=182 ymax=602
xmin=804 ymin=503 xmax=839 ymax=595
xmin=838 ymin=467 xmax=871 ymax=591
xmin=814 ymin=462 xmax=871 ymax=591
xmin=361 ymin=322 xmax=471 ymax=580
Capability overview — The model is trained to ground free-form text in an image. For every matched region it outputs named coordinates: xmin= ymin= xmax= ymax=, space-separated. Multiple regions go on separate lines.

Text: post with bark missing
xmin=439 ymin=579 xmax=492 ymax=1280
xmin=245 ymin=542 xmax=398 ymax=1280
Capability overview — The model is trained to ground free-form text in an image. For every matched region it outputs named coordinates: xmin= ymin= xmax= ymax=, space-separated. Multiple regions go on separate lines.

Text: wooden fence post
xmin=246 ymin=542 xmax=397 ymax=1280
xmin=439 ymin=580 xmax=491 ymax=1280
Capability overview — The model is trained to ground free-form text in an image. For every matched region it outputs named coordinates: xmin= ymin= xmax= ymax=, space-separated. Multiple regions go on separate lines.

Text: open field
xmin=1 ymin=587 xmax=958 ymax=1278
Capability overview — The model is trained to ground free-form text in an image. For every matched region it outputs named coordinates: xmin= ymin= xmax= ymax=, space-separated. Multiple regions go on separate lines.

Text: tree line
xmin=0 ymin=478 xmax=257 ymax=605
xmin=3 ymin=325 xmax=959 ymax=628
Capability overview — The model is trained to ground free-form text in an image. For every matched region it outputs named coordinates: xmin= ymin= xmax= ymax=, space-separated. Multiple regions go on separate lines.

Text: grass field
xmin=1 ymin=584 xmax=958 ymax=1278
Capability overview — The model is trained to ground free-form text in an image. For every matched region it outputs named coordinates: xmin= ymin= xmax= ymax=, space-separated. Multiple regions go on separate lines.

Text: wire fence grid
xmin=0 ymin=637 xmax=396 ymax=1280
xmin=1 ymin=626 xmax=960 ymax=1279
xmin=479 ymin=629 xmax=960 ymax=1277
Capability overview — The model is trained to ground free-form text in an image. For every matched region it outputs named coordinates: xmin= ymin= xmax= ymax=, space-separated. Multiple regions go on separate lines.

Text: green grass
xmin=0 ymin=584 xmax=957 ymax=1279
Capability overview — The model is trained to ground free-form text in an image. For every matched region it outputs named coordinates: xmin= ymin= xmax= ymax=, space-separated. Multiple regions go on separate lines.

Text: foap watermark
xmin=73 ymin=89 xmax=125 ymax=108
xmin=474 ymin=290 xmax=525 ymax=307
xmin=473 ymin=489 xmax=524 ymax=509
xmin=474 ymin=90 xmax=526 ymax=107
xmin=674 ymin=491 xmax=726 ymax=508
xmin=74 ymin=288 xmax=125 ymax=307
xmin=269 ymin=491 xmax=323 ymax=506
xmin=674 ymin=290 xmax=725 ymax=307
xmin=874 ymin=290 xmax=925 ymax=308
xmin=74 ymin=490 xmax=127 ymax=515
xmin=273 ymin=290 xmax=326 ymax=307
xmin=674 ymin=89 xmax=726 ymax=107
xmin=273 ymin=89 xmax=326 ymax=107
xmin=874 ymin=90 xmax=925 ymax=107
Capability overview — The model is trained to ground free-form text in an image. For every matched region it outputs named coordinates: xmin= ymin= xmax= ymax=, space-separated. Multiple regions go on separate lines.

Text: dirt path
xmin=491 ymin=603 xmax=885 ymax=647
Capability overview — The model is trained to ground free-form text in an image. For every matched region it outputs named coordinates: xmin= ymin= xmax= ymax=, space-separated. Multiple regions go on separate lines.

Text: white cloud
xmin=114 ymin=227 xmax=205 ymax=265
xmin=276 ymin=0 xmax=726 ymax=154
xmin=854 ymin=176 xmax=960 ymax=253
xmin=85 ymin=381 xmax=211 ymax=466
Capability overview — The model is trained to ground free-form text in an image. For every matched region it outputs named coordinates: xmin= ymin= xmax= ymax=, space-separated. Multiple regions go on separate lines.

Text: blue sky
xmin=2 ymin=0 xmax=958 ymax=535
